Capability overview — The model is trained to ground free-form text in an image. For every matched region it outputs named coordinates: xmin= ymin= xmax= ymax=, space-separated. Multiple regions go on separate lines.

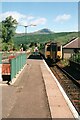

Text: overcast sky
xmin=0 ymin=2 xmax=78 ymax=33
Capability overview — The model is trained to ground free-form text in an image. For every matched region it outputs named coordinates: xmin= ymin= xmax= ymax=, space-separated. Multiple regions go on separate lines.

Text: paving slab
xmin=2 ymin=56 xmax=78 ymax=119
xmin=2 ymin=59 xmax=51 ymax=118
xmin=40 ymin=60 xmax=75 ymax=119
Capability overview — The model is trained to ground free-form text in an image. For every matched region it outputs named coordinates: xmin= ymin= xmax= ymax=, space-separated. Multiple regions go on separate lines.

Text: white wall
xmin=63 ymin=49 xmax=74 ymax=59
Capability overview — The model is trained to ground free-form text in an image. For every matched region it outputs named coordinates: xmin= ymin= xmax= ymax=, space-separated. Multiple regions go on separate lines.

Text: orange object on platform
xmin=2 ymin=64 xmax=11 ymax=75
xmin=8 ymin=56 xmax=15 ymax=60
xmin=8 ymin=56 xmax=16 ymax=62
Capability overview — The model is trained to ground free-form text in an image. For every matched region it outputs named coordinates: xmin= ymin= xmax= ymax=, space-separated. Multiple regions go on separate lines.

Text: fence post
xmin=11 ymin=58 xmax=16 ymax=81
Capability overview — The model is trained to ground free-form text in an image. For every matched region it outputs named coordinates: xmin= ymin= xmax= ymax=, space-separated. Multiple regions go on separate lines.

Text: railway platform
xmin=1 ymin=55 xmax=79 ymax=119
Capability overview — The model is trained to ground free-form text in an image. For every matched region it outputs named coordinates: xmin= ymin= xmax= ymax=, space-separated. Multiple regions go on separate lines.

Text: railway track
xmin=50 ymin=64 xmax=80 ymax=115
xmin=56 ymin=64 xmax=80 ymax=88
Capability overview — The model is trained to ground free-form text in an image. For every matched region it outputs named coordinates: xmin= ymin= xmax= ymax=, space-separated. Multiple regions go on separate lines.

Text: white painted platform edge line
xmin=42 ymin=59 xmax=79 ymax=119
xmin=0 ymin=84 xmax=8 ymax=86
xmin=10 ymin=63 xmax=27 ymax=85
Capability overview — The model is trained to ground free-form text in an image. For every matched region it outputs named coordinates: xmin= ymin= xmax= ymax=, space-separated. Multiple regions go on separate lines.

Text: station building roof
xmin=63 ymin=37 xmax=80 ymax=49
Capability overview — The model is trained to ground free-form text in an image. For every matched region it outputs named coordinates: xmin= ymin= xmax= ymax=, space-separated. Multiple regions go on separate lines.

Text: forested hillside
xmin=13 ymin=32 xmax=78 ymax=46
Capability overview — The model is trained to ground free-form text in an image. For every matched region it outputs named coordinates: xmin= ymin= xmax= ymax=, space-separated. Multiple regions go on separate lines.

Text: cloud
xmin=0 ymin=11 xmax=26 ymax=22
xmin=27 ymin=16 xmax=34 ymax=20
xmin=0 ymin=11 xmax=46 ymax=26
xmin=55 ymin=14 xmax=71 ymax=23
xmin=0 ymin=11 xmax=35 ymax=24
xmin=19 ymin=16 xmax=35 ymax=26
xmin=30 ymin=18 xmax=47 ymax=25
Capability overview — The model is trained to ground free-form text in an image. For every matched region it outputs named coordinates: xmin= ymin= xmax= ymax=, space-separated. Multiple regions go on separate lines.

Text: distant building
xmin=62 ymin=37 xmax=80 ymax=59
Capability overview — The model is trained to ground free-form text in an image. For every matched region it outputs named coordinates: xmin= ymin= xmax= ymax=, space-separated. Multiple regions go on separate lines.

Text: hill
xmin=31 ymin=28 xmax=54 ymax=34
xmin=15 ymin=28 xmax=53 ymax=37
xmin=13 ymin=31 xmax=78 ymax=46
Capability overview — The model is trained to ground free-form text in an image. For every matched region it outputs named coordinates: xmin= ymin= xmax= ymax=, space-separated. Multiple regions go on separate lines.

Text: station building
xmin=62 ymin=37 xmax=80 ymax=59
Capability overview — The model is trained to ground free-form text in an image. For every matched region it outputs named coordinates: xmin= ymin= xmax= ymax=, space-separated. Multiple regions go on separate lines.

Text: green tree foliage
xmin=39 ymin=43 xmax=45 ymax=50
xmin=0 ymin=22 xmax=2 ymax=37
xmin=29 ymin=42 xmax=35 ymax=47
xmin=2 ymin=16 xmax=17 ymax=43
xmin=13 ymin=32 xmax=78 ymax=46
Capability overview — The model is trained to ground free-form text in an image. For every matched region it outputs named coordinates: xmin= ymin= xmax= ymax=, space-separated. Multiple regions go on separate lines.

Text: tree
xmin=0 ymin=22 xmax=2 ymax=37
xmin=2 ymin=16 xmax=17 ymax=43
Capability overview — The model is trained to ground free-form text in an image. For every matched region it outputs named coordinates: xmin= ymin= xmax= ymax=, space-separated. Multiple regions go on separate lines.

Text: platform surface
xmin=2 ymin=56 xmax=75 ymax=119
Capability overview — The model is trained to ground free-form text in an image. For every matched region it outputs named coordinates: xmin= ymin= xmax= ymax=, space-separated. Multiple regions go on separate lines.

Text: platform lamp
xmin=18 ymin=24 xmax=36 ymax=39
xmin=24 ymin=24 xmax=37 ymax=40
xmin=18 ymin=23 xmax=36 ymax=51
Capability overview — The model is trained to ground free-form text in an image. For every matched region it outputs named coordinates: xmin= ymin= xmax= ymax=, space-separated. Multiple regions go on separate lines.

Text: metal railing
xmin=10 ymin=53 xmax=26 ymax=80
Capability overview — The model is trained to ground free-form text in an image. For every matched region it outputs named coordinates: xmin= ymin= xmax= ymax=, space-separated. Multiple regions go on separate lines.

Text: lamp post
xmin=18 ymin=24 xmax=36 ymax=51
xmin=18 ymin=24 xmax=36 ymax=35
xmin=23 ymin=24 xmax=36 ymax=41
xmin=24 ymin=24 xmax=36 ymax=35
